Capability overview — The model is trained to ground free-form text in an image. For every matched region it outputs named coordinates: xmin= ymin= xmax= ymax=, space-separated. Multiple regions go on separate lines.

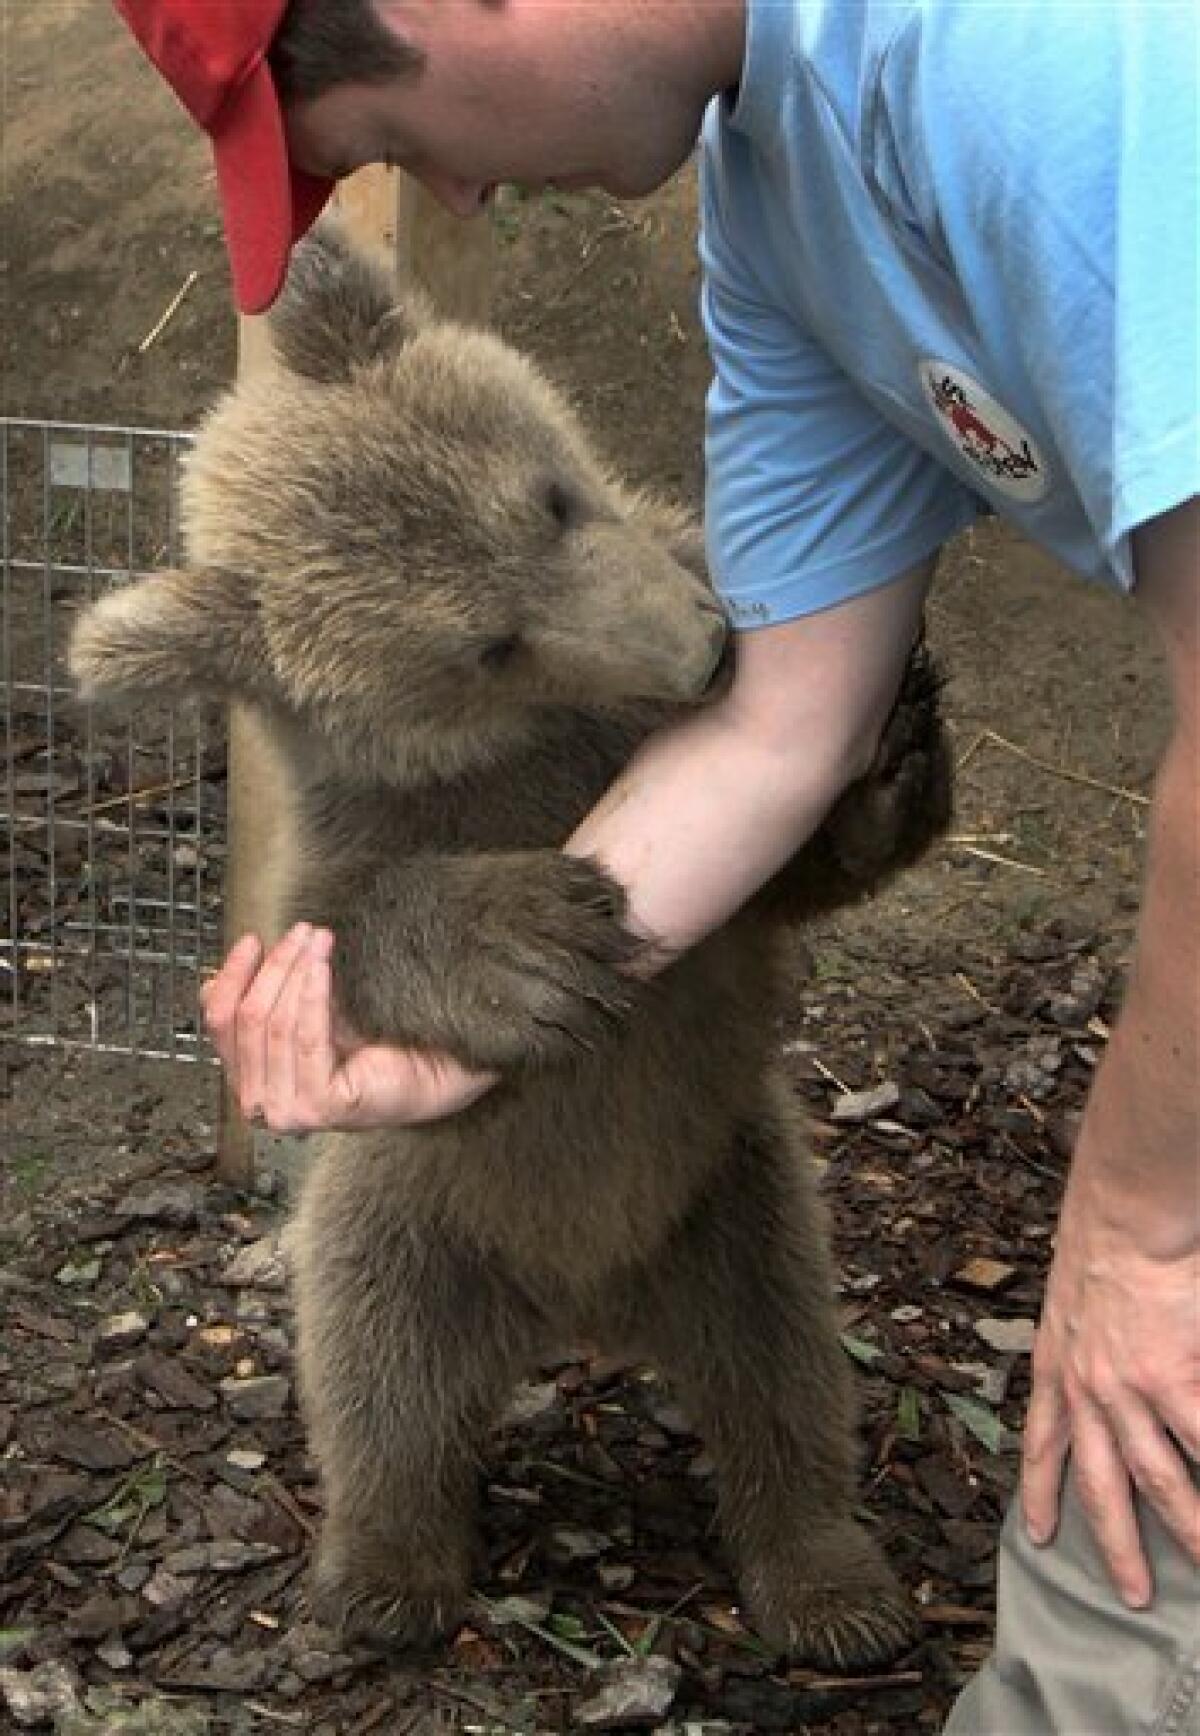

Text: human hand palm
xmin=201 ymin=924 xmax=496 ymax=1132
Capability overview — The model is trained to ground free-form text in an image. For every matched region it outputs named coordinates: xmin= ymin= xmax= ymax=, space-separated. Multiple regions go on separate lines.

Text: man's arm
xmin=566 ymin=561 xmax=933 ymax=958
xmin=1021 ymin=496 xmax=1200 ymax=1603
xmin=202 ymin=562 xmax=933 ymax=1129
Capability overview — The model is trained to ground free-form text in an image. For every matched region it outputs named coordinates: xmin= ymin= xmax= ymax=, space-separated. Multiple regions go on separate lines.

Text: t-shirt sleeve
xmin=699 ymin=129 xmax=979 ymax=627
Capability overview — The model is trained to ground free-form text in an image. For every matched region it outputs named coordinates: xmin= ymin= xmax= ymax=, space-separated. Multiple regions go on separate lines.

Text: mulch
xmin=0 ymin=921 xmax=1114 ymax=1735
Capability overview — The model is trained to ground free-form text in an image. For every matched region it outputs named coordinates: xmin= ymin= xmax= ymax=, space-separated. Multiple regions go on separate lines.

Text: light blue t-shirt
xmin=700 ymin=0 xmax=1199 ymax=626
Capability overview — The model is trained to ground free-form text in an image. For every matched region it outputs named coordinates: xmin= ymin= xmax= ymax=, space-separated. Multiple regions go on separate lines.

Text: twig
xmin=953 ymin=972 xmax=1001 ymax=1015
xmin=1017 ymin=1092 xmax=1047 ymax=1126
xmin=811 ymin=1055 xmax=852 ymax=1095
xmin=93 ymin=1409 xmax=204 ymax=1483
xmin=954 ymin=843 xmax=1049 ymax=877
xmin=261 ymin=1470 xmax=319 ymax=1539
xmin=79 ymin=772 xmax=209 ymax=817
xmin=137 ymin=270 xmax=200 ymax=353
xmin=975 ymin=729 xmax=1150 ymax=807
xmin=955 ymin=729 xmax=989 ymax=773
xmin=789 ymin=1667 xmax=925 ymax=1693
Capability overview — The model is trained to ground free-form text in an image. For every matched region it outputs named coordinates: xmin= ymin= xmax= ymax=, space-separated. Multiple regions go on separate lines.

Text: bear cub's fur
xmin=71 ymin=225 xmax=951 ymax=1669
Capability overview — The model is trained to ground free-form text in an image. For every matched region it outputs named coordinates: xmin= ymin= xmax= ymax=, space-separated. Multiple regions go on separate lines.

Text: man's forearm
xmin=565 ymin=562 xmax=934 ymax=963
xmin=1071 ymin=722 xmax=1200 ymax=1245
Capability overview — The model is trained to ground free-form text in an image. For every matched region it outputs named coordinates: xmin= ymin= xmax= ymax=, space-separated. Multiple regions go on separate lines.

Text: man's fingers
xmin=201 ymin=933 xmax=263 ymax=1087
xmin=261 ymin=934 xmax=321 ymax=1124
xmin=1112 ymin=1404 xmax=1200 ymax=1567
xmin=234 ymin=923 xmax=312 ymax=1119
xmin=1070 ymin=1394 xmax=1152 ymax=1607
xmin=1021 ymin=1368 xmax=1071 ymax=1545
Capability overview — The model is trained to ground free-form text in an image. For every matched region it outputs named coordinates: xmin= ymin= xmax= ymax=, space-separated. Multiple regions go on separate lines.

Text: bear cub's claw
xmin=309 ymin=1552 xmax=467 ymax=1654
xmin=742 ymin=1525 xmax=921 ymax=1671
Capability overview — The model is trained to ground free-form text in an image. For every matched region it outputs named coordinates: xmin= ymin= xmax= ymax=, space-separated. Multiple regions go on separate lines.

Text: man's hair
xmin=270 ymin=0 xmax=422 ymax=102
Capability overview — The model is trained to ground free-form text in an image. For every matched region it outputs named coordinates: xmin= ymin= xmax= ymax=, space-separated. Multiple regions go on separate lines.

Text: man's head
xmin=115 ymin=0 xmax=744 ymax=313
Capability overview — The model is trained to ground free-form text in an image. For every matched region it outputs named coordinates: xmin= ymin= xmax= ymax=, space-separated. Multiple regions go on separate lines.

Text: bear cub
xmin=71 ymin=224 xmax=951 ymax=1669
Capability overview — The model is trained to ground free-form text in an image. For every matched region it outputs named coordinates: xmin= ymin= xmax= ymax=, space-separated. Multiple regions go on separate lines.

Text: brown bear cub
xmin=71 ymin=224 xmax=950 ymax=1670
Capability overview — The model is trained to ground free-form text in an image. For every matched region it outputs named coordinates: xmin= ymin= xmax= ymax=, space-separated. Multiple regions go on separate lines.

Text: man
xmin=115 ymin=3 xmax=1198 ymax=1730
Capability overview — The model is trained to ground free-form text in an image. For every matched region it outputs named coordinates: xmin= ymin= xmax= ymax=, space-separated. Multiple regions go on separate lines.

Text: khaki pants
xmin=945 ymin=1465 xmax=1199 ymax=1735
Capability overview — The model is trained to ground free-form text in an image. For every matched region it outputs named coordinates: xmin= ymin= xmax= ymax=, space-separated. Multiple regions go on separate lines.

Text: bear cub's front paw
xmin=468 ymin=855 xmax=644 ymax=1066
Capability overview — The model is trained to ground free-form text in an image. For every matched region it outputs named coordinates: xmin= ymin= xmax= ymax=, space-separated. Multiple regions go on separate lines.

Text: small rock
xmin=219 ymin=1235 xmax=288 ymax=1291
xmin=219 ymin=1373 xmax=290 ymax=1420
xmin=596 ymin=1562 xmax=636 ymax=1593
xmin=1047 ymin=962 xmax=1105 ymax=1026
xmin=63 ymin=1592 xmax=141 ymax=1641
xmin=95 ymin=1638 xmax=134 ymax=1672
xmin=225 ymin=1446 xmax=267 ymax=1473
xmin=114 ymin=1180 xmax=203 ymax=1226
xmin=501 ymin=1380 xmax=560 ymax=1427
xmin=483 ymin=1591 xmax=554 ymax=1627
xmin=831 ymin=1080 xmax=901 ymax=1124
xmin=953 ymin=1258 xmax=1017 ymax=1293
xmin=43 ymin=1420 xmax=137 ymax=1473
xmin=142 ymin=1566 xmax=193 ymax=1610
xmin=55 ymin=1255 xmax=103 ymax=1288
xmin=165 ymin=1539 xmax=280 ymax=1575
xmin=114 ymin=1561 xmax=152 ymax=1593
xmin=165 ymin=1644 xmax=276 ymax=1693
xmin=890 ymin=1304 xmax=924 ymax=1324
xmin=644 ymin=1397 xmax=693 ymax=1437
xmin=974 ymin=1317 xmax=1037 ymax=1355
xmin=0 ymin=1661 xmax=81 ymax=1729
xmin=546 ymin=1524 xmax=612 ymax=1564
xmin=97 ymin=1311 xmax=150 ymax=1352
xmin=135 ymin=1351 xmax=216 ymax=1411
xmin=575 ymin=1657 xmax=682 ymax=1728
xmin=952 ymin=1360 xmax=1011 ymax=1405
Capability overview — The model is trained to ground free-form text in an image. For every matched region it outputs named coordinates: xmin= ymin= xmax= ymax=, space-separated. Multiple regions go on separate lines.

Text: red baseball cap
xmin=114 ymin=0 xmax=336 ymax=314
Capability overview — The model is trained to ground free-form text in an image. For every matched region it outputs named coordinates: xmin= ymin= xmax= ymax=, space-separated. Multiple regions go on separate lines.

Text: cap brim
xmin=212 ymin=59 xmax=335 ymax=315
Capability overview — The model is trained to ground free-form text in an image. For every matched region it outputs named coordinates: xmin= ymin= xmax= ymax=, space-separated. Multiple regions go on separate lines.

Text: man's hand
xmin=1022 ymin=1151 xmax=1200 ymax=1606
xmin=201 ymin=923 xmax=497 ymax=1131
xmin=1022 ymin=498 xmax=1200 ymax=1603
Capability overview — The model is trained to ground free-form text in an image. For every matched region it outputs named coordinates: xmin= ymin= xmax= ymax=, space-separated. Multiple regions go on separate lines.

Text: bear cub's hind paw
xmin=309 ymin=1551 xmax=467 ymax=1654
xmin=744 ymin=1526 xmax=920 ymax=1671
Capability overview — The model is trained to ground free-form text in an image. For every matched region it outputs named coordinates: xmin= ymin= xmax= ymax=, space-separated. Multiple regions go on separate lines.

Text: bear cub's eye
xmin=541 ymin=479 xmax=584 ymax=531
xmin=479 ymin=635 xmax=521 ymax=673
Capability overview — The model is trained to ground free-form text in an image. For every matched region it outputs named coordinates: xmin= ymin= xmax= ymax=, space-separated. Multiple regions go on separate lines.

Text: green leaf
xmin=840 ymin=1332 xmax=883 ymax=1367
xmin=84 ymin=1458 xmax=168 ymax=1534
xmin=944 ymin=1392 xmax=1013 ymax=1455
xmin=634 ymin=1615 xmax=663 ymax=1658
xmin=896 ymin=1385 xmax=922 ymax=1442
xmin=0 ymin=1628 xmax=36 ymax=1662
xmin=548 ymin=1612 xmax=589 ymax=1642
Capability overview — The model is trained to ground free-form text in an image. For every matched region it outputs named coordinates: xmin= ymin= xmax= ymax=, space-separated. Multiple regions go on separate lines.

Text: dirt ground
xmin=1 ymin=5 xmax=1171 ymax=1734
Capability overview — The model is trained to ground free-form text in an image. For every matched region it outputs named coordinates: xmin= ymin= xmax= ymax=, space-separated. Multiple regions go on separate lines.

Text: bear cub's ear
xmin=69 ymin=568 xmax=266 ymax=709
xmin=268 ymin=218 xmax=432 ymax=385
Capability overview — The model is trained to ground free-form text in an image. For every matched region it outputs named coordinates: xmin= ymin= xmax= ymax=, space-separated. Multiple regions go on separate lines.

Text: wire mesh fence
xmin=2 ymin=419 xmax=224 ymax=1061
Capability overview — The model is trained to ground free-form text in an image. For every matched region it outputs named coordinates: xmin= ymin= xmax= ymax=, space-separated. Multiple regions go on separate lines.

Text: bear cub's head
xmin=70 ymin=223 xmax=730 ymax=784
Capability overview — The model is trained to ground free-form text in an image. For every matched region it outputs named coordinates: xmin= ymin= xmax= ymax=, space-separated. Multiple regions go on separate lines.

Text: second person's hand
xmin=201 ymin=923 xmax=498 ymax=1132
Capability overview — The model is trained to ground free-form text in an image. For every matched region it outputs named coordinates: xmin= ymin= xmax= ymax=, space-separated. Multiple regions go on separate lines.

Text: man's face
xmin=283 ymin=0 xmax=720 ymax=216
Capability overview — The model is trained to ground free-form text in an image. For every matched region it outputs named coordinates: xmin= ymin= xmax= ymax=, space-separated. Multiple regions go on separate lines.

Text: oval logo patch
xmin=919 ymin=361 xmax=1048 ymax=503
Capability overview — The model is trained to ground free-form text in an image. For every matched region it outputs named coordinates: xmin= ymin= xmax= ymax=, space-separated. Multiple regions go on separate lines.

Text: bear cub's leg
xmin=619 ymin=1117 xmax=918 ymax=1669
xmin=293 ymin=1168 xmax=540 ymax=1649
